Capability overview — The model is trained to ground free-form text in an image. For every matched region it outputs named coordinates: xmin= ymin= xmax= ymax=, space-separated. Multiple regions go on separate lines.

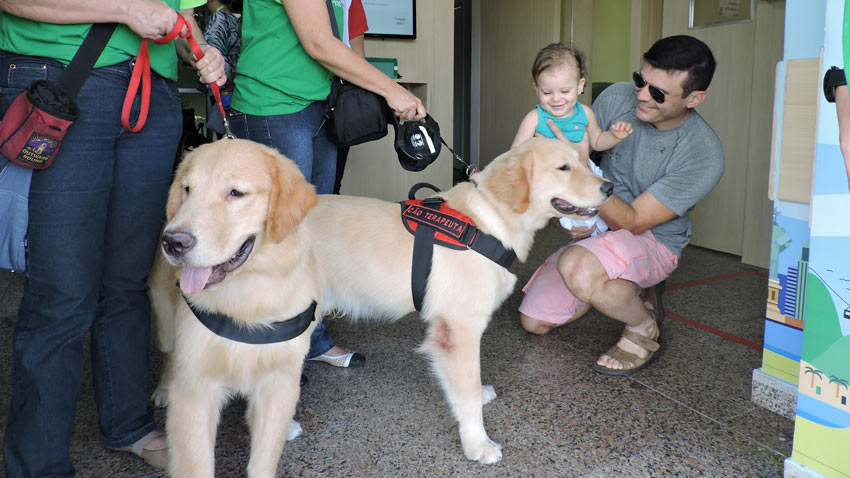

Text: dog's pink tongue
xmin=180 ymin=266 xmax=213 ymax=294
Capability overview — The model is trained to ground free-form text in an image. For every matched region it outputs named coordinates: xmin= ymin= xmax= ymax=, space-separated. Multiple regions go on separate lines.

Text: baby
xmin=511 ymin=42 xmax=632 ymax=235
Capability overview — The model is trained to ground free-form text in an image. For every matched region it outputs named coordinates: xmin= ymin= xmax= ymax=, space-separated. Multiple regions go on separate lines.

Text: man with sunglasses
xmin=519 ymin=35 xmax=725 ymax=375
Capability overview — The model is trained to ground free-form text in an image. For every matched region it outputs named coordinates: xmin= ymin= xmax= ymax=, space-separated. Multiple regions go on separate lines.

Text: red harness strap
xmin=401 ymin=199 xmax=476 ymax=249
xmin=400 ymin=198 xmax=516 ymax=311
xmin=122 ymin=14 xmax=226 ymax=132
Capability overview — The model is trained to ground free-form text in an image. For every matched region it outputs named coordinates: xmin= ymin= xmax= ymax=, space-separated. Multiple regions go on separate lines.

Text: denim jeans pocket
xmin=157 ymin=75 xmax=181 ymax=107
xmin=0 ymin=53 xmax=64 ymax=113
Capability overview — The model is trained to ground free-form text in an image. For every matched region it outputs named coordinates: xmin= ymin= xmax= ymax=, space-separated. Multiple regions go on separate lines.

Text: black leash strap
xmin=57 ymin=23 xmax=118 ymax=98
xmin=184 ymin=296 xmax=317 ymax=344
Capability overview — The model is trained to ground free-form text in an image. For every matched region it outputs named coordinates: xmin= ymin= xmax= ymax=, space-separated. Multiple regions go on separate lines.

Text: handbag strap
xmin=325 ymin=0 xmax=341 ymax=40
xmin=57 ymin=23 xmax=118 ymax=99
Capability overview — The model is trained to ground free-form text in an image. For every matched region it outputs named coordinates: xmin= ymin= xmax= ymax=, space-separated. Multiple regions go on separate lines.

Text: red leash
xmin=122 ymin=14 xmax=227 ymax=132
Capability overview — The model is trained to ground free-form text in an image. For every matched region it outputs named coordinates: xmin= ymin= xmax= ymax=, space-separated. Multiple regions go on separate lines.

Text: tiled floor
xmin=0 ymin=224 xmax=793 ymax=477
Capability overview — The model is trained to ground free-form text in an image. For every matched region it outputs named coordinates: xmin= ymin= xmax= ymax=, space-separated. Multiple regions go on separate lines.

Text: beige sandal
xmin=592 ymin=318 xmax=662 ymax=376
xmin=113 ymin=429 xmax=168 ymax=469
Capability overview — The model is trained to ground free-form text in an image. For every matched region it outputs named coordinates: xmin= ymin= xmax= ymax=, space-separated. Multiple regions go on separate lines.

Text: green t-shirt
xmin=232 ymin=0 xmax=344 ymax=115
xmin=0 ymin=0 xmax=202 ymax=81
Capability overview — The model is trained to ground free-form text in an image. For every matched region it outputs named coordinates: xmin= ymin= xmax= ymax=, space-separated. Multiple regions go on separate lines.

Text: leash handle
xmin=122 ymin=14 xmax=228 ymax=133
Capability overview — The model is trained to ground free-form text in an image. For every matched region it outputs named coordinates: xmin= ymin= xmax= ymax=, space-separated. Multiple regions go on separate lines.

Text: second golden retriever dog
xmin=305 ymin=137 xmax=613 ymax=464
xmin=148 ymin=139 xmax=320 ymax=477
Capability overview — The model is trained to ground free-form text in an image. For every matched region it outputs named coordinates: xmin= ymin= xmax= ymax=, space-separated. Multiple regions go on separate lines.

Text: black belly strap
xmin=184 ymin=296 xmax=317 ymax=344
xmin=401 ymin=197 xmax=516 ymax=311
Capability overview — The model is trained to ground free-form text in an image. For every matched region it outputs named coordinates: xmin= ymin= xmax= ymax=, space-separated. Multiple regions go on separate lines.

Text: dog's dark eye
xmin=229 ymin=189 xmax=245 ymax=198
xmin=183 ymin=185 xmax=190 ymax=194
xmin=558 ymin=164 xmax=570 ymax=171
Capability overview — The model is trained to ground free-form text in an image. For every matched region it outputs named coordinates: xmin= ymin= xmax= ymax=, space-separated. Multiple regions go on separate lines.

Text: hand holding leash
xmin=122 ymin=14 xmax=233 ymax=138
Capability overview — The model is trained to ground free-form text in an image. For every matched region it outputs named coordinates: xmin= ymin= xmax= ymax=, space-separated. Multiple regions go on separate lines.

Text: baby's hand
xmin=610 ymin=121 xmax=633 ymax=140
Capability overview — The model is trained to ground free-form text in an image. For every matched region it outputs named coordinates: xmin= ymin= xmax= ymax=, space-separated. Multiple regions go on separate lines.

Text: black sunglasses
xmin=632 ymin=71 xmax=667 ymax=104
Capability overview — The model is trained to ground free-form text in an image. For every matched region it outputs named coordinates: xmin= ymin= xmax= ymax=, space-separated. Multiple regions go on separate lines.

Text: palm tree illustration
xmin=805 ymin=366 xmax=824 ymax=388
xmin=829 ymin=376 xmax=849 ymax=398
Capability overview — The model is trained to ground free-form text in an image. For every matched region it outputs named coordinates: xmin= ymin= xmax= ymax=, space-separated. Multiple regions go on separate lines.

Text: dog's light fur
xmin=148 ymin=139 xmax=320 ymax=478
xmin=304 ymin=137 xmax=612 ymax=463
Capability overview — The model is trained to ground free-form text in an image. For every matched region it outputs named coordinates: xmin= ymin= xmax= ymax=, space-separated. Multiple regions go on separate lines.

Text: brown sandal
xmin=592 ymin=298 xmax=664 ymax=376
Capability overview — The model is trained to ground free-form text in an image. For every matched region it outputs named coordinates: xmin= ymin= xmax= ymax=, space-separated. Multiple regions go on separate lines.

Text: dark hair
xmin=531 ymin=42 xmax=586 ymax=83
xmin=643 ymin=35 xmax=716 ymax=96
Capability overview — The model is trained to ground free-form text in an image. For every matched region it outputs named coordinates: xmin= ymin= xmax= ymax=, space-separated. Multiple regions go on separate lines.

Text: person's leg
xmin=1 ymin=53 xmax=112 ymax=478
xmin=518 ymin=244 xmax=591 ymax=334
xmin=307 ymin=321 xmax=335 ymax=359
xmin=91 ymin=70 xmax=180 ymax=454
xmin=332 ymin=145 xmax=350 ymax=194
xmin=230 ymin=103 xmax=361 ymax=364
xmin=557 ymin=230 xmax=678 ymax=372
xmin=307 ymin=102 xmax=337 ymax=195
xmin=229 ymin=102 xmax=323 ymax=185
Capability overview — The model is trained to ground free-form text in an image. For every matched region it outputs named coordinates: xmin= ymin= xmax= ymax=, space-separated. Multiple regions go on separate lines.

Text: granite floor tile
xmin=0 ymin=227 xmax=793 ymax=477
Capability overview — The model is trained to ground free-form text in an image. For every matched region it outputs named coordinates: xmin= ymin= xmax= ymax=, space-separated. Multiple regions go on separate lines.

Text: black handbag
xmin=323 ymin=0 xmax=390 ymax=147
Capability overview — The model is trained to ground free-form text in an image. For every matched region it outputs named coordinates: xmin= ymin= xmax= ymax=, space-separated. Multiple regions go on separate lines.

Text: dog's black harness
xmin=400 ymin=196 xmax=516 ymax=311
xmin=184 ymin=296 xmax=316 ymax=344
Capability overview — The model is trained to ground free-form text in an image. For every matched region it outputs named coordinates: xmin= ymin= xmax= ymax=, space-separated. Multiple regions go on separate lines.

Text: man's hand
xmin=537 ymin=119 xmax=590 ymax=162
xmin=194 ymin=45 xmax=226 ymax=87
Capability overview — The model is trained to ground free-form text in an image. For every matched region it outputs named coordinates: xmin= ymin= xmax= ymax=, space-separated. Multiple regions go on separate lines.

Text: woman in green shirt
xmin=0 ymin=1 xmax=225 ymax=475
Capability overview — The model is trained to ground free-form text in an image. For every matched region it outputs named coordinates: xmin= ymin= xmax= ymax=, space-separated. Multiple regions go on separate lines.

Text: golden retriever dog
xmin=148 ymin=139 xmax=320 ymax=477
xmin=304 ymin=137 xmax=613 ymax=464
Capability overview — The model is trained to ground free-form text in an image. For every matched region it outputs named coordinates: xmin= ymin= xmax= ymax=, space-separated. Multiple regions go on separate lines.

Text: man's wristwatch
xmin=824 ymin=66 xmax=847 ymax=103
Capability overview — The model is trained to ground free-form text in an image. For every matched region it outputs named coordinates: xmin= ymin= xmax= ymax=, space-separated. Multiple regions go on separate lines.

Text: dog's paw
xmin=151 ymin=385 xmax=170 ymax=408
xmin=482 ymin=384 xmax=497 ymax=405
xmin=464 ymin=437 xmax=503 ymax=464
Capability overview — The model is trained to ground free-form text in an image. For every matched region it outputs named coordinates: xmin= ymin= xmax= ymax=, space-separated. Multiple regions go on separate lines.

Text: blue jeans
xmin=228 ymin=102 xmax=337 ymax=358
xmin=1 ymin=52 xmax=181 ymax=477
xmin=228 ymin=102 xmax=337 ymax=194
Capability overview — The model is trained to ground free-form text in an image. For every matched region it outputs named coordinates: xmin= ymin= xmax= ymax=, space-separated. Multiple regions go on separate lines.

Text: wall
xmin=661 ymin=2 xmax=782 ymax=267
xmin=340 ymin=0 xmax=455 ymax=201
xmin=478 ymin=0 xmax=561 ymax=167
xmin=591 ymin=0 xmax=631 ymax=84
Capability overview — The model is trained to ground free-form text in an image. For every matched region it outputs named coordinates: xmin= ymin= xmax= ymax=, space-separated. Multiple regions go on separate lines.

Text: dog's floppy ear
xmin=165 ymin=156 xmax=189 ymax=221
xmin=266 ymin=154 xmax=318 ymax=243
xmin=483 ymin=144 xmax=533 ymax=214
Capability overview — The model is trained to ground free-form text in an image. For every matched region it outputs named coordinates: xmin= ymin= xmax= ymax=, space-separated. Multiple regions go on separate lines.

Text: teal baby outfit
xmin=534 ymin=104 xmax=587 ymax=143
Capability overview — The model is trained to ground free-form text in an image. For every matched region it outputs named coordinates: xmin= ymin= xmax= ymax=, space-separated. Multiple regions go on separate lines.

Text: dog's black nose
xmin=600 ymin=181 xmax=614 ymax=197
xmin=162 ymin=231 xmax=196 ymax=258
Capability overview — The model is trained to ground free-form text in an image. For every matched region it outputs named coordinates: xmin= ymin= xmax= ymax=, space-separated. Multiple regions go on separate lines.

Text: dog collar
xmin=183 ymin=296 xmax=316 ymax=344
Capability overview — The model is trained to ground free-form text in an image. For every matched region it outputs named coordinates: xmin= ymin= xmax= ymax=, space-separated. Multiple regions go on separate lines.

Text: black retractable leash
xmin=439 ymin=138 xmax=479 ymax=178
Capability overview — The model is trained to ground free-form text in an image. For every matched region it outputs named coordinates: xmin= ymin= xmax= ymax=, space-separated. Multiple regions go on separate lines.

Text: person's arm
xmin=584 ymin=105 xmax=632 ymax=152
xmin=0 ymin=0 xmax=179 ymax=40
xmin=347 ymin=0 xmax=367 ymax=58
xmin=176 ymin=9 xmax=226 ymax=86
xmin=545 ymin=118 xmax=676 ymax=235
xmin=0 ymin=0 xmax=225 ymax=87
xmin=349 ymin=34 xmax=365 ymax=58
xmin=511 ymin=109 xmax=539 ymax=148
xmin=835 ymin=84 xmax=850 ymax=189
xmin=282 ymin=0 xmax=424 ymax=121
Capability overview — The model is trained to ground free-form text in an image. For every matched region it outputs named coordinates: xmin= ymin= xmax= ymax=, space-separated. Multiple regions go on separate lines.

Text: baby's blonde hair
xmin=531 ymin=42 xmax=586 ymax=82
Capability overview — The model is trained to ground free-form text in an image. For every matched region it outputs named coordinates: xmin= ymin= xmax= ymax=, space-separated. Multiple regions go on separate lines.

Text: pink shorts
xmin=519 ymin=229 xmax=678 ymax=325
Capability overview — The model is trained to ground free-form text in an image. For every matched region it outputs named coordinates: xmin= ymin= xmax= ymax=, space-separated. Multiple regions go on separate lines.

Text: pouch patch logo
xmin=17 ymin=132 xmax=58 ymax=167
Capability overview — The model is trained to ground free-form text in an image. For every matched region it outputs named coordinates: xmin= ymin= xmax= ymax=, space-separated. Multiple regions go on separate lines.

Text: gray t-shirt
xmin=592 ymin=82 xmax=725 ymax=257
